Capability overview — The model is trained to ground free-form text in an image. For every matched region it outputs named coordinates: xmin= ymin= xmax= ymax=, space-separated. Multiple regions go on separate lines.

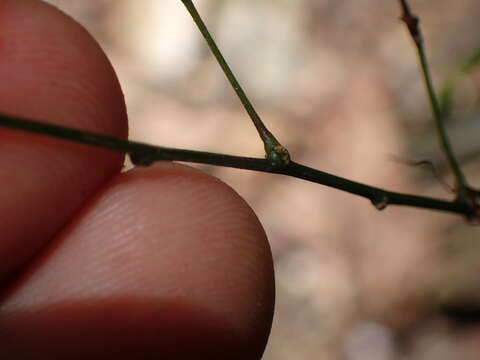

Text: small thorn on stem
xmin=371 ymin=194 xmax=389 ymax=211
xmin=129 ymin=150 xmax=157 ymax=166
xmin=400 ymin=13 xmax=420 ymax=42
xmin=398 ymin=0 xmax=422 ymax=44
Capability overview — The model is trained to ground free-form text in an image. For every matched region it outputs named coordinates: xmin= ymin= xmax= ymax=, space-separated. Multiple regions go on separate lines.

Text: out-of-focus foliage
xmin=440 ymin=48 xmax=480 ymax=118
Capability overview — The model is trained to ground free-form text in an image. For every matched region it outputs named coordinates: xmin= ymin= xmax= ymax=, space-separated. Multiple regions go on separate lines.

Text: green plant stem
xmin=398 ymin=0 xmax=467 ymax=190
xmin=180 ymin=0 xmax=290 ymax=167
xmin=0 ymin=113 xmax=471 ymax=217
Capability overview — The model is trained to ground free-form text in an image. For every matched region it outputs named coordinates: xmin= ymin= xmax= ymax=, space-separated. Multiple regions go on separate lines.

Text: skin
xmin=0 ymin=1 xmax=275 ymax=359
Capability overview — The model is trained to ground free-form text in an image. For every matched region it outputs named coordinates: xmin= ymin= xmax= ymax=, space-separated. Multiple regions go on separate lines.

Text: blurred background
xmin=45 ymin=1 xmax=480 ymax=358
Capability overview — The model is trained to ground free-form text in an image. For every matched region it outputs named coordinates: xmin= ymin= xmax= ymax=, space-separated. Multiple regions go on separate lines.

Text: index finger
xmin=0 ymin=0 xmax=127 ymax=282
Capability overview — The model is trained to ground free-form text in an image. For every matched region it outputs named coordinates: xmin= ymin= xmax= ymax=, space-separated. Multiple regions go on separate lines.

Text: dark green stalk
xmin=398 ymin=0 xmax=467 ymax=190
xmin=0 ymin=113 xmax=471 ymax=217
xmin=180 ymin=0 xmax=290 ymax=167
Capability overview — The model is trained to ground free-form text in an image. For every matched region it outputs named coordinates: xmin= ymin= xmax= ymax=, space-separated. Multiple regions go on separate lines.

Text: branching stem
xmin=180 ymin=0 xmax=290 ymax=167
xmin=0 ymin=2 xmax=478 ymax=221
xmin=398 ymin=0 xmax=468 ymax=191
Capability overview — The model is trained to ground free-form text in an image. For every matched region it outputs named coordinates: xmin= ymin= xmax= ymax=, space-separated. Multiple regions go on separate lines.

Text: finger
xmin=0 ymin=0 xmax=128 ymax=281
xmin=1 ymin=163 xmax=275 ymax=360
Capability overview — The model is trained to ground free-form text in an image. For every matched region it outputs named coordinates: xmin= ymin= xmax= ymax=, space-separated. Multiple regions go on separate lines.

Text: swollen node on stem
xmin=264 ymin=144 xmax=290 ymax=168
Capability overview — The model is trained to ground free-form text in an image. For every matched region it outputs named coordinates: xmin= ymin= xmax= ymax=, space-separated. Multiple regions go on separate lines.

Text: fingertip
xmin=0 ymin=0 xmax=128 ymax=279
xmin=2 ymin=163 xmax=274 ymax=359
xmin=0 ymin=0 xmax=127 ymax=135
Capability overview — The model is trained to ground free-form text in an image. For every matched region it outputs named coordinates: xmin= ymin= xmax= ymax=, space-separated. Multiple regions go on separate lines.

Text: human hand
xmin=0 ymin=1 xmax=275 ymax=359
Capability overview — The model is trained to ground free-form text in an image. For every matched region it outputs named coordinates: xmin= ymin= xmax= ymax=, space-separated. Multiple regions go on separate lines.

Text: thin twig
xmin=180 ymin=0 xmax=290 ymax=167
xmin=389 ymin=155 xmax=454 ymax=193
xmin=397 ymin=0 xmax=468 ymax=191
xmin=0 ymin=113 xmax=471 ymax=217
